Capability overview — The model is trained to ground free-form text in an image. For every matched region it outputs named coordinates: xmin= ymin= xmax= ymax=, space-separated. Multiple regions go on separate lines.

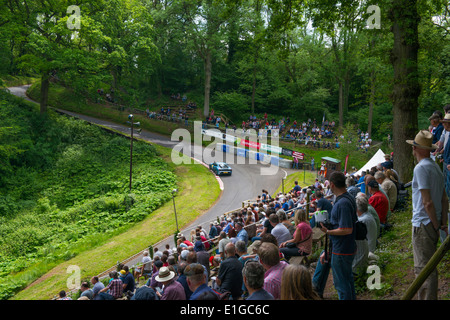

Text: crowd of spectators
xmin=60 ymin=153 xmax=403 ymax=301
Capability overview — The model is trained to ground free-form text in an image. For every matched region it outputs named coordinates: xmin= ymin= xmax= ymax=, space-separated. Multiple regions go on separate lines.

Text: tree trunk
xmin=203 ymin=50 xmax=212 ymax=118
xmin=389 ymin=0 xmax=421 ymax=183
xmin=40 ymin=72 xmax=50 ymax=114
xmin=344 ymin=72 xmax=350 ymax=114
xmin=368 ymin=70 xmax=375 ymax=138
xmin=338 ymin=81 xmax=344 ymax=130
xmin=251 ymin=68 xmax=256 ymax=114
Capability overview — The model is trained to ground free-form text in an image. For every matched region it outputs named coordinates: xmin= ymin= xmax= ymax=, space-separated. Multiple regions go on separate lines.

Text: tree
xmin=2 ymin=0 xmax=107 ymax=113
xmin=388 ymin=0 xmax=421 ymax=182
xmin=178 ymin=0 xmax=240 ymax=118
xmin=308 ymin=0 xmax=367 ymax=129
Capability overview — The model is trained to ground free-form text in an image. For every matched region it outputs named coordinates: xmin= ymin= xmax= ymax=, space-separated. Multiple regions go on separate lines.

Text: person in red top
xmin=367 ymin=179 xmax=389 ymax=225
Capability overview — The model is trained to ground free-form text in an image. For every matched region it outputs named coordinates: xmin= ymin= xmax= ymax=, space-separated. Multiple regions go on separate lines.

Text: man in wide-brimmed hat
xmin=380 ymin=153 xmax=393 ymax=170
xmin=406 ymin=129 xmax=448 ymax=300
xmin=155 ymin=266 xmax=186 ymax=300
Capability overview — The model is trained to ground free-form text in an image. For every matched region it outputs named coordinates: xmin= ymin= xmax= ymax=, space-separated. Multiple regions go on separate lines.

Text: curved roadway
xmin=7 ymin=85 xmax=294 ymax=268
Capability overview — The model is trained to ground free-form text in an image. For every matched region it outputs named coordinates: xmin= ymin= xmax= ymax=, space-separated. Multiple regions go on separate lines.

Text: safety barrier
xmin=216 ymin=142 xmax=292 ymax=169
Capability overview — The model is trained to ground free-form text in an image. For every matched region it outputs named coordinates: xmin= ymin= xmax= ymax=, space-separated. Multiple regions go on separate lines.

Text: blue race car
xmin=209 ymin=162 xmax=232 ymax=176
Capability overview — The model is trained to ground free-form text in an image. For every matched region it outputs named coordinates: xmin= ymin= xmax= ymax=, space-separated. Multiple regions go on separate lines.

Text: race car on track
xmin=209 ymin=161 xmax=232 ymax=176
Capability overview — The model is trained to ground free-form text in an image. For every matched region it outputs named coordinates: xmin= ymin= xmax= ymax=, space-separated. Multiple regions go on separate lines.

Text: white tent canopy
xmin=354 ymin=149 xmax=386 ymax=177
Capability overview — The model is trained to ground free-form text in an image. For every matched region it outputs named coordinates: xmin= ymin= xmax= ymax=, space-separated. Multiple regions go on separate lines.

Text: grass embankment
xmin=273 ymin=171 xmax=318 ymax=196
xmin=1 ymin=90 xmax=220 ymax=300
xmin=364 ymin=203 xmax=449 ymax=300
xmin=12 ymin=152 xmax=220 ymax=300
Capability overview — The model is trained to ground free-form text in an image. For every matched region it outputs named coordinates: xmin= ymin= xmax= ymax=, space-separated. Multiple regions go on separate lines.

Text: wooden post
xmin=401 ymin=235 xmax=450 ymax=300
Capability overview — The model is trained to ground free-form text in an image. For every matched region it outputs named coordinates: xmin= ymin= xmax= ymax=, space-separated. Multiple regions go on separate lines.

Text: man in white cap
xmin=407 ymin=129 xmax=448 ymax=300
xmin=155 ymin=266 xmax=186 ymax=300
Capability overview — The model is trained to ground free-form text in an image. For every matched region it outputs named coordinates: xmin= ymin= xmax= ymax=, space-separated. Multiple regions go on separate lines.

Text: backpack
xmin=355 ymin=220 xmax=367 ymax=240
xmin=341 ymin=192 xmax=367 ymax=240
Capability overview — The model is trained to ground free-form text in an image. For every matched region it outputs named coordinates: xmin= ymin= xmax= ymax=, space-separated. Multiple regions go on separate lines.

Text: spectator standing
xmin=358 ymin=171 xmax=366 ymax=194
xmin=439 ymin=111 xmax=450 ymax=242
xmin=313 ymin=190 xmax=333 ymax=228
xmin=259 ymin=242 xmax=288 ymax=300
xmin=293 ymin=156 xmax=299 ymax=169
xmin=407 ymin=130 xmax=448 ymax=299
xmin=280 ymin=264 xmax=321 ymax=300
xmin=429 ymin=112 xmax=444 ymax=145
xmin=312 ymin=171 xmax=357 ymax=300
xmin=438 ymin=112 xmax=450 ymax=200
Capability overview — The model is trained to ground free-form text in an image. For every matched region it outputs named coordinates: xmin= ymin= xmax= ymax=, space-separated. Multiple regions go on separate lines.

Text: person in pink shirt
xmin=258 ymin=242 xmax=288 ymax=300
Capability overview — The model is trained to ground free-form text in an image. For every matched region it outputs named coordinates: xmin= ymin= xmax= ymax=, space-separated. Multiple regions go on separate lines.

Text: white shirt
xmin=270 ymin=223 xmax=292 ymax=244
xmin=411 ymin=157 xmax=444 ymax=227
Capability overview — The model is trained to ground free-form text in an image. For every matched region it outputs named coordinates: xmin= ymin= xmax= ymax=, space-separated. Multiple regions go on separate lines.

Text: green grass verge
xmin=273 ymin=170 xmax=318 ymax=196
xmin=11 ymin=144 xmax=220 ymax=300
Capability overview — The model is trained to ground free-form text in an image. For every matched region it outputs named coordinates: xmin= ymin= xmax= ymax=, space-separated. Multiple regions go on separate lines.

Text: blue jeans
xmin=444 ymin=162 xmax=450 ymax=199
xmin=97 ymin=292 xmax=115 ymax=300
xmin=312 ymin=252 xmax=356 ymax=300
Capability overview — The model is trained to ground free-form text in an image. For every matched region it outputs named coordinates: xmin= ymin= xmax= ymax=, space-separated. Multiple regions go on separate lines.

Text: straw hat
xmin=155 ymin=267 xmax=175 ymax=282
xmin=440 ymin=113 xmax=450 ymax=123
xmin=406 ymin=130 xmax=437 ymax=150
xmin=428 ymin=113 xmax=441 ymax=121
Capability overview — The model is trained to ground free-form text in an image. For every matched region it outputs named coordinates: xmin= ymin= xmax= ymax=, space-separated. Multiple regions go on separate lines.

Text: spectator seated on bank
xmin=258 ymin=242 xmax=288 ymax=300
xmin=97 ymin=271 xmax=124 ymax=300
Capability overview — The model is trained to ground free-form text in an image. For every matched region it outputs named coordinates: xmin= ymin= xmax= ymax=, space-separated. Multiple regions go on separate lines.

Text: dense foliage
xmin=0 ymin=90 xmax=177 ymax=299
xmin=1 ymin=0 xmax=448 ymax=140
